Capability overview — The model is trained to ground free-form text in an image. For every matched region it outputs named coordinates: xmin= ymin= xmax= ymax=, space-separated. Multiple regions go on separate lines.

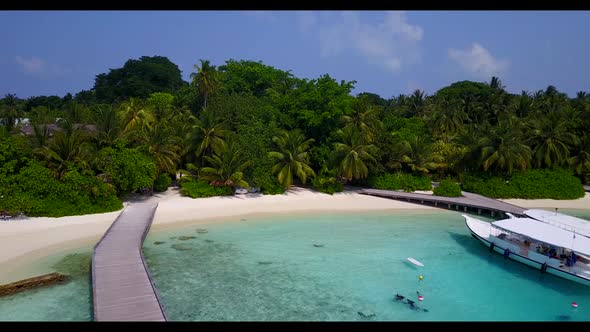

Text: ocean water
xmin=143 ymin=210 xmax=590 ymax=321
xmin=0 ymin=249 xmax=93 ymax=321
xmin=2 ymin=209 xmax=590 ymax=321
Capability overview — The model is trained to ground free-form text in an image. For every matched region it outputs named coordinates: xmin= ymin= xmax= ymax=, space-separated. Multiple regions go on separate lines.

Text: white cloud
xmin=15 ymin=56 xmax=72 ymax=76
xmin=15 ymin=56 xmax=44 ymax=73
xmin=448 ymin=43 xmax=509 ymax=79
xmin=302 ymin=11 xmax=424 ymax=72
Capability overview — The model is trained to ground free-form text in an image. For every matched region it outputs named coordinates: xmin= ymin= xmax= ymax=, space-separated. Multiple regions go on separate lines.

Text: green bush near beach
xmin=370 ymin=173 xmax=432 ymax=192
xmin=180 ymin=180 xmax=233 ymax=198
xmin=433 ymin=179 xmax=462 ymax=197
xmin=94 ymin=145 xmax=158 ymax=195
xmin=153 ymin=173 xmax=172 ymax=192
xmin=312 ymin=175 xmax=344 ymax=195
xmin=0 ymin=160 xmax=122 ymax=217
xmin=462 ymin=169 xmax=585 ymax=199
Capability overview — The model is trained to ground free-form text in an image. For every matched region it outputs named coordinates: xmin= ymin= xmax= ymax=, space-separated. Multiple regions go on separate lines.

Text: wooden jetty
xmin=92 ymin=202 xmax=167 ymax=321
xmin=359 ymin=189 xmax=526 ymax=218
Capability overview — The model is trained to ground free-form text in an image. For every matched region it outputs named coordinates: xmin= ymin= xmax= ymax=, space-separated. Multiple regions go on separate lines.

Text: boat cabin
xmin=488 ymin=217 xmax=590 ymax=275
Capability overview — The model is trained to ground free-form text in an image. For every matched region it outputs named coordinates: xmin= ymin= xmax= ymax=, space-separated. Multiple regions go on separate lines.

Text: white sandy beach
xmin=0 ymin=187 xmax=588 ymax=283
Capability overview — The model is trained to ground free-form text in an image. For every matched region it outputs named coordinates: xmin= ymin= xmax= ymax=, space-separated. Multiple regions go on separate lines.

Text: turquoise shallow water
xmin=1 ymin=208 xmax=590 ymax=321
xmin=143 ymin=210 xmax=590 ymax=321
xmin=0 ymin=249 xmax=93 ymax=321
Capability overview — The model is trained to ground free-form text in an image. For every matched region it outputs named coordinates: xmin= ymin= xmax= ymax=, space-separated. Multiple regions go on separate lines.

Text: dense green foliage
xmin=2 ymin=55 xmax=589 ymax=216
xmin=370 ymin=173 xmax=432 ymax=192
xmin=312 ymin=173 xmax=344 ymax=195
xmin=462 ymin=169 xmax=585 ymax=199
xmin=180 ymin=179 xmax=233 ymax=198
xmin=433 ymin=179 xmax=462 ymax=197
xmin=153 ymin=173 xmax=172 ymax=192
xmin=0 ymin=160 xmax=122 ymax=217
xmin=94 ymin=56 xmax=186 ymax=103
xmin=94 ymin=144 xmax=157 ymax=195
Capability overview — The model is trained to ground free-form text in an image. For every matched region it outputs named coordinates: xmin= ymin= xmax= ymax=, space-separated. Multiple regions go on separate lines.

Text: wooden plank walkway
xmin=92 ymin=202 xmax=167 ymax=321
xmin=359 ymin=189 xmax=526 ymax=217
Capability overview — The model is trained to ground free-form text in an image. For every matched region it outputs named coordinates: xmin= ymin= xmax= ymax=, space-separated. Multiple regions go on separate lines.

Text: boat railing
xmin=535 ymin=218 xmax=589 ymax=237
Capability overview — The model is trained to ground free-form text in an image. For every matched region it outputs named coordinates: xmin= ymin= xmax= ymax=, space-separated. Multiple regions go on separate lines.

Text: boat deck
xmin=91 ymin=203 xmax=167 ymax=321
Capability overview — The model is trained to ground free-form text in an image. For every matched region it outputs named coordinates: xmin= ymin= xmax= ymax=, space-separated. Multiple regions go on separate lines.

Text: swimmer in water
xmin=394 ymin=294 xmax=405 ymax=301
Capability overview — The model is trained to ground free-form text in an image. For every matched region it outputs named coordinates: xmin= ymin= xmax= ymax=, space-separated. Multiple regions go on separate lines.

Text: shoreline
xmin=1 ymin=188 xmax=589 ymax=284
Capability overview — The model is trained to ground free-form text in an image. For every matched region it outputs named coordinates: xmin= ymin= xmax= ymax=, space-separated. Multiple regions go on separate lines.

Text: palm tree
xmin=526 ymin=110 xmax=578 ymax=168
xmin=488 ymin=76 xmax=506 ymax=91
xmin=397 ymin=136 xmax=440 ymax=174
xmin=190 ymin=59 xmax=220 ymax=108
xmin=37 ymin=119 xmax=91 ymax=177
xmin=29 ymin=122 xmax=51 ymax=149
xmin=341 ymin=97 xmax=382 ymax=143
xmin=450 ymin=124 xmax=490 ymax=175
xmin=0 ymin=94 xmax=22 ymax=133
xmin=119 ymin=98 xmax=153 ymax=134
xmin=568 ymin=133 xmax=590 ymax=183
xmin=268 ymin=130 xmax=316 ymax=189
xmin=200 ymin=138 xmax=251 ymax=188
xmin=138 ymin=122 xmax=181 ymax=175
xmin=190 ymin=107 xmax=226 ymax=163
xmin=510 ymin=91 xmax=534 ymax=118
xmin=408 ymin=89 xmax=427 ymax=118
xmin=480 ymin=117 xmax=531 ymax=175
xmin=331 ymin=127 xmax=378 ymax=181
xmin=93 ymin=105 xmax=120 ymax=148
xmin=428 ymin=98 xmax=468 ymax=143
xmin=168 ymin=107 xmax=196 ymax=163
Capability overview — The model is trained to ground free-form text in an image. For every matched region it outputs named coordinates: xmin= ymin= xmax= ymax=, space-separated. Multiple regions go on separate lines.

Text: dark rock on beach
xmin=154 ymin=241 xmax=166 ymax=245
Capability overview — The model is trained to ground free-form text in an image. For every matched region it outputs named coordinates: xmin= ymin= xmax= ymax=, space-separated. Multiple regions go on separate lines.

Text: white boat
xmin=407 ymin=257 xmax=424 ymax=267
xmin=463 ymin=214 xmax=590 ymax=287
xmin=524 ymin=209 xmax=590 ymax=238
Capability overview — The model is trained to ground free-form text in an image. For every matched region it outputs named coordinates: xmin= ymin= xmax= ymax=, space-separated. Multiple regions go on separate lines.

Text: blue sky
xmin=1 ymin=11 xmax=589 ymax=99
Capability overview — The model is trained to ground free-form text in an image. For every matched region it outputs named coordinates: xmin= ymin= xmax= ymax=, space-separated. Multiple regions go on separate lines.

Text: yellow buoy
xmin=419 ymin=275 xmax=424 ymax=281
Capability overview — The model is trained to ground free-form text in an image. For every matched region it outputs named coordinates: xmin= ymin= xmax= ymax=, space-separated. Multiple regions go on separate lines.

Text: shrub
xmin=249 ymin=166 xmax=285 ymax=195
xmin=180 ymin=180 xmax=233 ymax=198
xmin=94 ymin=146 xmax=157 ymax=195
xmin=369 ymin=173 xmax=432 ymax=192
xmin=312 ymin=175 xmax=344 ymax=195
xmin=0 ymin=160 xmax=122 ymax=217
xmin=462 ymin=169 xmax=585 ymax=199
xmin=433 ymin=179 xmax=462 ymax=197
xmin=153 ymin=173 xmax=172 ymax=192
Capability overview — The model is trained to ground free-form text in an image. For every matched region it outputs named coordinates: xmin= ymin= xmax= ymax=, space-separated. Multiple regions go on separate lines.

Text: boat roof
xmin=524 ymin=209 xmax=590 ymax=237
xmin=492 ymin=217 xmax=590 ymax=256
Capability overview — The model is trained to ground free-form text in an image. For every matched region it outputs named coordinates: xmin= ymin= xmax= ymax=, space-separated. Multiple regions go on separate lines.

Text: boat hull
xmin=463 ymin=215 xmax=590 ymax=287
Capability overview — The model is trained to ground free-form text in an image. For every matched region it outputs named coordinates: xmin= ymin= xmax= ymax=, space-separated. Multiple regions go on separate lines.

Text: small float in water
xmin=407 ymin=257 xmax=424 ymax=267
